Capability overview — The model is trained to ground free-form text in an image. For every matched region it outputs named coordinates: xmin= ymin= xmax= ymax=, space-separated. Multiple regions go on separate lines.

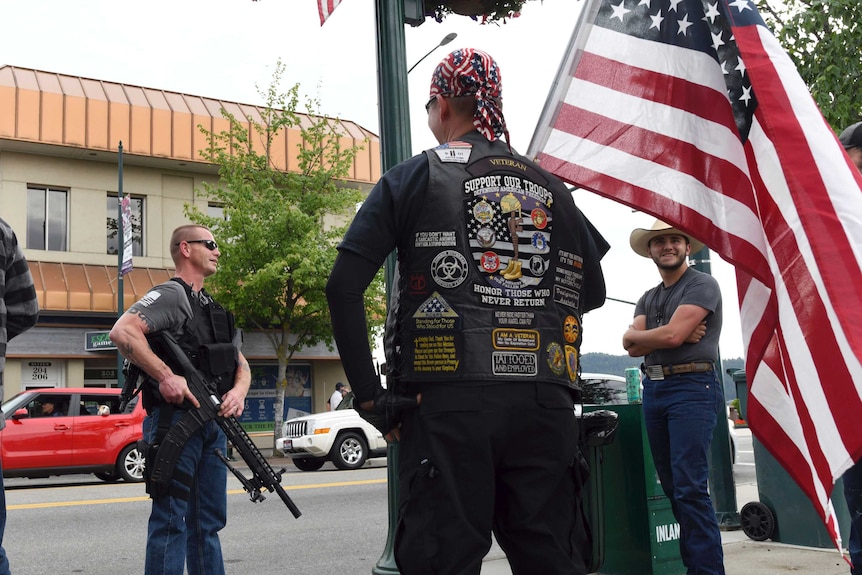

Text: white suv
xmin=276 ymin=392 xmax=388 ymax=471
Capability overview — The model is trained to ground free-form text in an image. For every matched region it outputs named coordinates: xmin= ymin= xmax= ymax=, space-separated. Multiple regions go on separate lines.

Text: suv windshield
xmin=336 ymin=392 xmax=356 ymax=410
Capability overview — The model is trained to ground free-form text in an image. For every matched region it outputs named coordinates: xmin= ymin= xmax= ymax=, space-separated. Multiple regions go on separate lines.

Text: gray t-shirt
xmin=128 ymin=280 xmax=194 ymax=341
xmin=634 ymin=267 xmax=722 ymax=365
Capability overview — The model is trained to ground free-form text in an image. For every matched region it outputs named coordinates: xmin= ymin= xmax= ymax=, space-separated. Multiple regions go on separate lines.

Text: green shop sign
xmin=85 ymin=331 xmax=116 ymax=351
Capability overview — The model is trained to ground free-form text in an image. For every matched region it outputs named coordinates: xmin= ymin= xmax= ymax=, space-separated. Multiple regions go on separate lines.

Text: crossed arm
xmin=622 ymin=303 xmax=709 ymax=357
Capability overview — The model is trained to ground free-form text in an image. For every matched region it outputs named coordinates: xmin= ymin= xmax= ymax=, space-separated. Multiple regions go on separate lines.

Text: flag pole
xmin=526 ymin=0 xmax=601 ymax=159
xmin=116 ymin=141 xmax=125 ymax=390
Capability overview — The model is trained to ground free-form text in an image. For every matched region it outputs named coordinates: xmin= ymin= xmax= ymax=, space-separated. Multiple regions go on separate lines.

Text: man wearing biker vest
xmin=326 ymin=49 xmax=609 ymax=575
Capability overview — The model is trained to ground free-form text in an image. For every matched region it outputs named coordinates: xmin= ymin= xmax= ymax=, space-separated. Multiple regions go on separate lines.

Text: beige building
xmin=0 ymin=65 xmax=379 ymax=418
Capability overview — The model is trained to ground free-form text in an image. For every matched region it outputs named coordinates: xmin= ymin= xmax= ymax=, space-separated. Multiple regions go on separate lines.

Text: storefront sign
xmin=22 ymin=361 xmax=62 ymax=387
xmin=85 ymin=331 xmax=116 ymax=351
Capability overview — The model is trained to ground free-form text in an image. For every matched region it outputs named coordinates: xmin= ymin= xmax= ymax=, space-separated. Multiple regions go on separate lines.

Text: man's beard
xmin=653 ymin=252 xmax=686 ymax=271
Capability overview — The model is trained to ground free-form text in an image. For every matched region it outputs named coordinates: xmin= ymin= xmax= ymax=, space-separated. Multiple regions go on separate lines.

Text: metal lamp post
xmin=372 ymin=9 xmax=459 ymax=575
xmin=373 ymin=1 xmax=412 ymax=573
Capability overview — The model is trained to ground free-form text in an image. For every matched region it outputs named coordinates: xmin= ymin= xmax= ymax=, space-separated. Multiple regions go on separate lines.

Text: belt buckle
xmin=645 ymin=365 xmax=664 ymax=380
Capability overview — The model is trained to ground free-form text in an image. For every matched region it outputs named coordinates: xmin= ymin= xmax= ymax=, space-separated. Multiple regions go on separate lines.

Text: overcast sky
xmin=0 ymin=0 xmax=745 ymax=359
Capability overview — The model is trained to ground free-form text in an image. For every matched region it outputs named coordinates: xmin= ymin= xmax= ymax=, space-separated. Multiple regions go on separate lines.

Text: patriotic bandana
xmin=429 ymin=48 xmax=509 ymax=144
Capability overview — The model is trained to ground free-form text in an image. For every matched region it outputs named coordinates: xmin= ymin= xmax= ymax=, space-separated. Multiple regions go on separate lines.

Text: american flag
xmin=528 ymin=0 xmax=862 ymax=549
xmin=318 ymin=0 xmax=343 ymax=25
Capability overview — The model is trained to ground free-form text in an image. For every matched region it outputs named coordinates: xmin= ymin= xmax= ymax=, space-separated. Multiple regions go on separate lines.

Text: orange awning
xmin=28 ymin=262 xmax=174 ymax=313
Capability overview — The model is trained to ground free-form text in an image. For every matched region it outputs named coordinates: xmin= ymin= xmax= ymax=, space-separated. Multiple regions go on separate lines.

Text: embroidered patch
xmin=492 ymin=351 xmax=538 ymax=376
xmin=434 ymin=141 xmax=473 ymax=163
xmin=546 ymin=342 xmax=565 ymax=375
xmin=431 ymin=250 xmax=469 ymax=289
xmin=565 ymin=345 xmax=578 ymax=382
xmin=563 ymin=315 xmax=580 ymax=344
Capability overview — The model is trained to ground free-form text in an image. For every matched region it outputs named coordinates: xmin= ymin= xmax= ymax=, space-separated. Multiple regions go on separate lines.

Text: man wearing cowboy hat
xmin=623 ymin=219 xmax=725 ymax=575
xmin=327 ymin=48 xmax=608 ymax=575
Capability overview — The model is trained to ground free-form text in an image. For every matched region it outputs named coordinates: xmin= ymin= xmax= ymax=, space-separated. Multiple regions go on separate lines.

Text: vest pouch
xmin=199 ymin=343 xmax=237 ymax=394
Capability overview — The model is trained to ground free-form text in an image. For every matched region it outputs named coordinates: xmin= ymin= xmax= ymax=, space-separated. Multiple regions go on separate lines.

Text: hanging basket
xmin=446 ymin=0 xmax=492 ymax=16
xmin=427 ymin=0 xmax=532 ymax=23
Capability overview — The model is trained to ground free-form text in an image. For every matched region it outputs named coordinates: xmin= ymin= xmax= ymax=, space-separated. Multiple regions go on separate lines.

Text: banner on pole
xmin=120 ymin=195 xmax=133 ymax=276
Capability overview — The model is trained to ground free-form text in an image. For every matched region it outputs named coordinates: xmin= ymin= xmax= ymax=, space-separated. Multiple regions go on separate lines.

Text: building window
xmin=27 ymin=186 xmax=68 ymax=251
xmin=207 ymin=203 xmax=225 ymax=221
xmin=107 ymin=194 xmax=144 ymax=256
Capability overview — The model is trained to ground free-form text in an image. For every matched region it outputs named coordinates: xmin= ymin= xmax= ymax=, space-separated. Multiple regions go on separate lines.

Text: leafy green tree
xmin=758 ymin=0 xmax=862 ymax=129
xmin=187 ymin=61 xmax=386 ymax=448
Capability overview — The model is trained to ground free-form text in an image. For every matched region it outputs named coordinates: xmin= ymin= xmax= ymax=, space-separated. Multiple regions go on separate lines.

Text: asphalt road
xmin=4 ymin=458 xmax=390 ymax=575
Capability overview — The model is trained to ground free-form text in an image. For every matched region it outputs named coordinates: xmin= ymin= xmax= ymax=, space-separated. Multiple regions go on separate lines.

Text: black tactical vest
xmin=144 ymin=279 xmax=237 ymax=408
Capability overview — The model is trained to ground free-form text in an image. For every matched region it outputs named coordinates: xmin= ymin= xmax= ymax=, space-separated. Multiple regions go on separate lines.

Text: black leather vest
xmin=388 ymin=136 xmax=591 ymax=390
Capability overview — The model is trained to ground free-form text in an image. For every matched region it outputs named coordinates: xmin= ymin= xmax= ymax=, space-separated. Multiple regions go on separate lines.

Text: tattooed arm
xmin=109 ymin=307 xmax=200 ymax=408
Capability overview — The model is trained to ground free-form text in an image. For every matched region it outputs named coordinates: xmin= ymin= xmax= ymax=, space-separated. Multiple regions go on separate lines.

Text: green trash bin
xmin=732 ymin=370 xmax=851 ymax=546
xmin=584 ymin=404 xmax=686 ymax=575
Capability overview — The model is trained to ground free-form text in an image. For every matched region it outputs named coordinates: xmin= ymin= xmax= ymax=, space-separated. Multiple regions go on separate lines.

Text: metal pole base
xmin=372 ymin=442 xmax=400 ymax=575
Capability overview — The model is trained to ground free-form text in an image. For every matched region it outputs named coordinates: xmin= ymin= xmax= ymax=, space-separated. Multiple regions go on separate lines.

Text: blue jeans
xmin=844 ymin=462 xmax=862 ymax=574
xmin=143 ymin=407 xmax=228 ymax=575
xmin=0 ymin=452 xmax=10 ymax=575
xmin=643 ymin=371 xmax=725 ymax=575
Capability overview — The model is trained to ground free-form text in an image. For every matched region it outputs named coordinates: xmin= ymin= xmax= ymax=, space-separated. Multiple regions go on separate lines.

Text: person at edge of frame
xmin=325 ymin=48 xmax=609 ymax=575
xmin=109 ymin=224 xmax=251 ymax=575
xmin=0 ymin=217 xmax=39 ymax=575
xmin=838 ymin=120 xmax=862 ymax=575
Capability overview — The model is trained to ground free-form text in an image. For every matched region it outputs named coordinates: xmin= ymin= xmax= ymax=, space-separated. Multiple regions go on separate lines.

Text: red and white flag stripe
xmin=318 ymin=0 xmax=342 ymax=25
xmin=530 ymin=0 xmax=862 ymax=548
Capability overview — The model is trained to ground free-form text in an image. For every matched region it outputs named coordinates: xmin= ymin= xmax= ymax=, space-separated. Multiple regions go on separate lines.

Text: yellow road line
xmin=8 ymin=478 xmax=387 ymax=510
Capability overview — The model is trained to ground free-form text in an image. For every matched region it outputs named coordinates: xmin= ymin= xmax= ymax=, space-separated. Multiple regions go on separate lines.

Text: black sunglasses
xmin=183 ymin=239 xmax=218 ymax=251
xmin=425 ymin=95 xmax=437 ymax=113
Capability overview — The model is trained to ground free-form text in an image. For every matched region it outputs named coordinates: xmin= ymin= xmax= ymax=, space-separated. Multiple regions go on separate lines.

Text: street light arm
xmin=407 ymin=32 xmax=457 ymax=74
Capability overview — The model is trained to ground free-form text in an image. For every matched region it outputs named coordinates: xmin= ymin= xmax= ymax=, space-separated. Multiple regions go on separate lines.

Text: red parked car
xmin=1 ymin=387 xmax=145 ymax=482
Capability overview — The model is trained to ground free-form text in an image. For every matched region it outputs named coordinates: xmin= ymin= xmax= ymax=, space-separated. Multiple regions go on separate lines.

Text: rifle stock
xmin=158 ymin=334 xmax=301 ymax=518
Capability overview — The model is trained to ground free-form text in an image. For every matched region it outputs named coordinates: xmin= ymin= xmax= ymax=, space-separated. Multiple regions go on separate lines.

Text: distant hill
xmin=581 ymin=353 xmax=745 ymax=401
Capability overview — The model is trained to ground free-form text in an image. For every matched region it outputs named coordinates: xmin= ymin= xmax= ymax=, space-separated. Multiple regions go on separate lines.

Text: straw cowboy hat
xmin=629 ymin=219 xmax=705 ymax=258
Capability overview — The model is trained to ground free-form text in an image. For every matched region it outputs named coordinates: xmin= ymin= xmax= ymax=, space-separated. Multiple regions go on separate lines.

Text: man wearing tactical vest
xmin=110 ymin=224 xmax=250 ymax=575
xmin=326 ymin=49 xmax=609 ymax=575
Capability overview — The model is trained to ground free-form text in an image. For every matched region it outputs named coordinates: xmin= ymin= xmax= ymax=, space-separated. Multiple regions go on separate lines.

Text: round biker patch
xmin=480 ymin=252 xmax=501 ymax=273
xmin=531 ymin=208 xmax=548 ymax=230
xmin=476 ymin=226 xmax=496 ymax=248
xmin=431 ymin=250 xmax=470 ymax=289
xmin=473 ymin=200 xmax=494 ymax=224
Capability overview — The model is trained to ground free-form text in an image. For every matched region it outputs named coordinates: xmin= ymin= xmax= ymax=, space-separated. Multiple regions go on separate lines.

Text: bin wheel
xmin=740 ymin=501 xmax=775 ymax=541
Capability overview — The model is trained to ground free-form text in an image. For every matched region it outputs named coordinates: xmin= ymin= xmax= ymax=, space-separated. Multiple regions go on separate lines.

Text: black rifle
xmin=148 ymin=334 xmax=301 ymax=518
xmin=119 ymin=359 xmax=145 ymax=412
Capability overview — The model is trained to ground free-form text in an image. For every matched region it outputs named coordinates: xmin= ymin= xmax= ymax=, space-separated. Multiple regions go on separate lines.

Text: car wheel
xmin=331 ymin=432 xmax=368 ymax=470
xmin=95 ymin=471 xmax=119 ymax=483
xmin=293 ymin=457 xmax=326 ymax=471
xmin=117 ymin=444 xmax=146 ymax=482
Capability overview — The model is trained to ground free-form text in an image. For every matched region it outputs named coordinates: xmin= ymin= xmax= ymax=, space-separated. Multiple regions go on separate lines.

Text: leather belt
xmin=643 ymin=362 xmax=714 ymax=380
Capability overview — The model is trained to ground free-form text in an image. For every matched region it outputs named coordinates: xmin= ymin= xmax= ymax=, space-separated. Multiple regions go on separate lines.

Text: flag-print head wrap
xmin=429 ymin=48 xmax=509 ymax=144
